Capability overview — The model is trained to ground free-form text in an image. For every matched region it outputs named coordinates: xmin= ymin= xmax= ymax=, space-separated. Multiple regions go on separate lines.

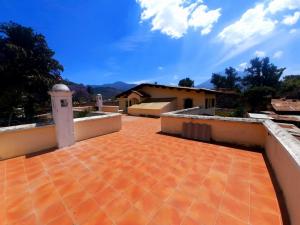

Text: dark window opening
xmin=184 ymin=98 xmax=193 ymax=109
xmin=60 ymin=99 xmax=68 ymax=107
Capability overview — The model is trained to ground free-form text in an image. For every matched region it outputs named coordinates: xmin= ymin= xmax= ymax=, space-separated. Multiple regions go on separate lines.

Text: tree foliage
xmin=0 ymin=22 xmax=63 ymax=125
xmin=211 ymin=67 xmax=241 ymax=90
xmin=242 ymin=57 xmax=285 ymax=88
xmin=210 ymin=57 xmax=287 ymax=113
xmin=178 ymin=77 xmax=194 ymax=87
xmin=243 ymin=86 xmax=276 ymax=112
xmin=280 ymin=75 xmax=300 ymax=99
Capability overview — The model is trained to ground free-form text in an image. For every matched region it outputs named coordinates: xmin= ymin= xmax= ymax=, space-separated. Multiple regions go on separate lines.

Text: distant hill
xmin=91 ymin=87 xmax=123 ymax=100
xmin=197 ymin=71 xmax=246 ymax=89
xmin=91 ymin=81 xmax=136 ymax=91
xmin=197 ymin=79 xmax=214 ymax=89
xmin=90 ymin=81 xmax=136 ymax=100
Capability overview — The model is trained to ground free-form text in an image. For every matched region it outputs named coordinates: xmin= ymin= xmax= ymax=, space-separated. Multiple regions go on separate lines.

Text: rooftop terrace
xmin=0 ymin=116 xmax=284 ymax=225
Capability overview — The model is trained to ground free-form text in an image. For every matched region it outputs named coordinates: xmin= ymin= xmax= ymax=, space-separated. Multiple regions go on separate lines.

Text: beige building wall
xmin=141 ymin=86 xmax=211 ymax=109
xmin=119 ymin=98 xmax=127 ymax=111
xmin=118 ymin=86 xmax=216 ymax=112
xmin=128 ymin=101 xmax=176 ymax=117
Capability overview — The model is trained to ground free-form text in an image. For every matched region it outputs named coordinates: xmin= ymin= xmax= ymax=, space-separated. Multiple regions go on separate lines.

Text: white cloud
xmin=173 ymin=75 xmax=179 ymax=80
xmin=282 ymin=11 xmax=300 ymax=25
xmin=289 ymin=28 xmax=298 ymax=33
xmin=273 ymin=50 xmax=283 ymax=59
xmin=217 ymin=0 xmax=300 ymax=63
xmin=188 ymin=5 xmax=221 ymax=35
xmin=131 ymin=79 xmax=152 ymax=84
xmin=255 ymin=50 xmax=266 ymax=57
xmin=218 ymin=4 xmax=276 ymax=46
xmin=238 ymin=62 xmax=248 ymax=71
xmin=137 ymin=0 xmax=221 ymax=38
xmin=267 ymin=0 xmax=300 ymax=14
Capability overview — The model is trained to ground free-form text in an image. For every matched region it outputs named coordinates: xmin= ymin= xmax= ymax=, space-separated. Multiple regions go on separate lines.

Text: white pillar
xmin=96 ymin=94 xmax=103 ymax=111
xmin=49 ymin=84 xmax=75 ymax=148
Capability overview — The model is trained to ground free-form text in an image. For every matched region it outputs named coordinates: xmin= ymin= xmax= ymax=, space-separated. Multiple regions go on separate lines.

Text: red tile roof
xmin=116 ymin=83 xmax=218 ymax=98
xmin=271 ymin=99 xmax=300 ymax=112
xmin=0 ymin=116 xmax=283 ymax=225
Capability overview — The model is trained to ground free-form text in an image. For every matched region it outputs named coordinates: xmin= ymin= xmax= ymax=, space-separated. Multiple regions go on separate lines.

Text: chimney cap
xmin=51 ymin=84 xmax=70 ymax=92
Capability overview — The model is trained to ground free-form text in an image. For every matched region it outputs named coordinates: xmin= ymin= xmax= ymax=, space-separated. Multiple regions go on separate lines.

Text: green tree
xmin=243 ymin=86 xmax=276 ymax=112
xmin=0 ymin=22 xmax=63 ymax=125
xmin=211 ymin=67 xmax=241 ymax=90
xmin=242 ymin=57 xmax=285 ymax=88
xmin=178 ymin=77 xmax=194 ymax=87
xmin=280 ymin=75 xmax=300 ymax=98
xmin=242 ymin=57 xmax=285 ymax=112
xmin=211 ymin=73 xmax=226 ymax=89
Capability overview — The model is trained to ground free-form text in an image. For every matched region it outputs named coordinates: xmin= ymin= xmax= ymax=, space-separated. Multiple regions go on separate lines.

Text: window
xmin=205 ymin=98 xmax=215 ymax=108
xmin=184 ymin=98 xmax=193 ymax=109
xmin=211 ymin=98 xmax=215 ymax=107
xmin=60 ymin=99 xmax=68 ymax=107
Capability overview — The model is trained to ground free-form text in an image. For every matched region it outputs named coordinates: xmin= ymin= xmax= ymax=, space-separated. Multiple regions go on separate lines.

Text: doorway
xmin=184 ymin=98 xmax=193 ymax=109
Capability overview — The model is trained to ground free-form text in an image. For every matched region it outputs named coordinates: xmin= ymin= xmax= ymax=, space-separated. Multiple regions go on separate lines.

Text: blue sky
xmin=1 ymin=0 xmax=300 ymax=85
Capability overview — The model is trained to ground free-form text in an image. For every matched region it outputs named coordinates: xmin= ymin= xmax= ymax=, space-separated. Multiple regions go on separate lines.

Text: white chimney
xmin=96 ymin=94 xmax=103 ymax=111
xmin=49 ymin=84 xmax=75 ymax=148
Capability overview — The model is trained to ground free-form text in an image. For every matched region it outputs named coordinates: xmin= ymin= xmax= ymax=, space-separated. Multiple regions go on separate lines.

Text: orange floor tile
xmin=0 ymin=116 xmax=284 ymax=225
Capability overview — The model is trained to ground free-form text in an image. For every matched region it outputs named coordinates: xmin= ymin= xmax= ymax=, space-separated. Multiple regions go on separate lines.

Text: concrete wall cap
xmin=74 ymin=112 xmax=121 ymax=123
xmin=0 ymin=122 xmax=54 ymax=134
xmin=264 ymin=119 xmax=300 ymax=166
xmin=162 ymin=109 xmax=265 ymax=124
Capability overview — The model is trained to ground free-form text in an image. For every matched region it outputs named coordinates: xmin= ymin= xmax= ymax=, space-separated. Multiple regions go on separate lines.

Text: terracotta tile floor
xmin=0 ymin=116 xmax=284 ymax=225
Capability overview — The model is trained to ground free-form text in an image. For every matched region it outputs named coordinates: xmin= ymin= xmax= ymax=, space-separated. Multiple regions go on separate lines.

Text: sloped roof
xmin=131 ymin=90 xmax=151 ymax=98
xmin=129 ymin=102 xmax=171 ymax=110
xmin=116 ymin=83 xmax=218 ymax=98
xmin=271 ymin=99 xmax=300 ymax=112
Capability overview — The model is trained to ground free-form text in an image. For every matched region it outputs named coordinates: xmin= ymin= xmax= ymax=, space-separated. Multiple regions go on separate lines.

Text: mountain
xmin=197 ymin=79 xmax=214 ymax=89
xmin=91 ymin=81 xmax=136 ymax=91
xmin=197 ymin=71 xmax=247 ymax=89
xmin=91 ymin=86 xmax=124 ymax=100
xmin=90 ymin=81 xmax=136 ymax=100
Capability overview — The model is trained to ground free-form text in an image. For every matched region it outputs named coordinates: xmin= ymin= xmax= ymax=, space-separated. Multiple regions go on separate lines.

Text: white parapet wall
xmin=0 ymin=124 xmax=57 ymax=160
xmin=161 ymin=111 xmax=266 ymax=148
xmin=74 ymin=113 xmax=121 ymax=141
xmin=161 ymin=109 xmax=300 ymax=225
xmin=264 ymin=120 xmax=300 ymax=225
xmin=0 ymin=113 xmax=122 ymax=160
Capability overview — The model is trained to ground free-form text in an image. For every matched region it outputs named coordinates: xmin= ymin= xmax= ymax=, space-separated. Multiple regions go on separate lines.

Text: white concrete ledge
xmin=0 ymin=122 xmax=54 ymax=134
xmin=264 ymin=120 xmax=300 ymax=166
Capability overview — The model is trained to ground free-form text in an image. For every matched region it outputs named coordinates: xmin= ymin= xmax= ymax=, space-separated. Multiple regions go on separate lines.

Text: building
xmin=271 ymin=99 xmax=300 ymax=115
xmin=116 ymin=83 xmax=217 ymax=116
